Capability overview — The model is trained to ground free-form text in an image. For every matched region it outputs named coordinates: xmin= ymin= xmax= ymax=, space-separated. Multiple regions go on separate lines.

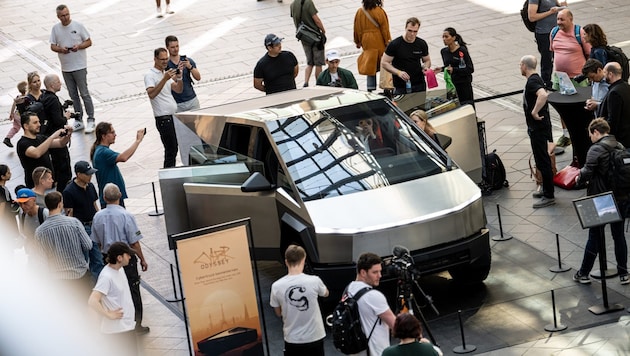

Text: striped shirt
xmin=34 ymin=214 xmax=92 ymax=279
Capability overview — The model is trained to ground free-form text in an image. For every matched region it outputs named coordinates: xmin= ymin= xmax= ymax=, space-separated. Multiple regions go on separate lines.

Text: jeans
xmin=82 ymin=224 xmax=104 ymax=281
xmin=155 ymin=115 xmax=179 ymax=168
xmin=535 ymin=32 xmax=553 ymax=88
xmin=528 ymin=127 xmax=554 ymax=198
xmin=367 ymin=75 xmax=376 ymax=91
xmin=62 ymin=68 xmax=94 ymax=120
xmin=580 ymin=200 xmax=628 ymax=276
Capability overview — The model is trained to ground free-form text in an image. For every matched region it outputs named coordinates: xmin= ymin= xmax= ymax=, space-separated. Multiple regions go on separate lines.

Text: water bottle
xmin=405 ymin=80 xmax=412 ymax=93
xmin=458 ymin=51 xmax=466 ymax=69
xmin=558 ymin=75 xmax=567 ymax=95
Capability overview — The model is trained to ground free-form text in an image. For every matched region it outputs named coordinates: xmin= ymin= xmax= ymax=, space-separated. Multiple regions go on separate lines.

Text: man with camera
xmin=165 ymin=35 xmax=201 ymax=112
xmin=17 ymin=112 xmax=71 ymax=188
xmin=345 ymin=252 xmax=396 ymax=356
xmin=40 ymin=74 xmax=73 ymax=192
xmin=316 ymin=49 xmax=358 ymax=89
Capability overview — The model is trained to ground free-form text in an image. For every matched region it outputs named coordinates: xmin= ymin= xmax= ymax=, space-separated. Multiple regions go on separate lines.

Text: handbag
xmin=379 ymin=69 xmax=394 ymax=89
xmin=553 ymin=157 xmax=580 ymax=190
xmin=425 ymin=68 xmax=438 ymax=89
xmin=295 ymin=0 xmax=322 ymax=46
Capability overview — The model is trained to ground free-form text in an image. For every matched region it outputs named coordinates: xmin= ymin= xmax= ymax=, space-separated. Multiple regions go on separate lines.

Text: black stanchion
xmin=453 ymin=310 xmax=476 ymax=354
xmin=166 ymin=263 xmax=183 ymax=303
xmin=544 ymin=290 xmax=567 ymax=332
xmin=549 ymin=233 xmax=570 ymax=273
xmin=492 ymin=204 xmax=512 ymax=241
xmin=589 ymin=226 xmax=624 ymax=315
xmin=148 ymin=181 xmax=164 ymax=217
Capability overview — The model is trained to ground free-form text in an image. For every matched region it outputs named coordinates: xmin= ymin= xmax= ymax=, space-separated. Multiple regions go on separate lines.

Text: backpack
xmin=600 ymin=142 xmax=630 ymax=201
xmin=605 ymin=46 xmax=630 ymax=82
xmin=484 ymin=150 xmax=509 ymax=191
xmin=550 ymin=24 xmax=582 ymax=45
xmin=521 ymin=0 xmax=536 ymax=32
xmin=21 ymin=206 xmax=46 ymax=229
xmin=331 ymin=286 xmax=378 ymax=355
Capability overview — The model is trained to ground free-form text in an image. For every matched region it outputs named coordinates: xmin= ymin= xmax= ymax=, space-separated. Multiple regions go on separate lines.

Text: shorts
xmin=302 ymin=42 xmax=325 ymax=66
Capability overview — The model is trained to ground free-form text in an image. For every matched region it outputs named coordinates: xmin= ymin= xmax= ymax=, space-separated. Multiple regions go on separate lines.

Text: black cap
xmin=74 ymin=160 xmax=97 ymax=175
xmin=264 ymin=34 xmax=283 ymax=47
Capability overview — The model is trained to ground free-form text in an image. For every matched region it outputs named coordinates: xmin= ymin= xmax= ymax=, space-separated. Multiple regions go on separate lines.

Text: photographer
xmin=41 ymin=74 xmax=73 ymax=192
xmin=316 ymin=49 xmax=358 ymax=89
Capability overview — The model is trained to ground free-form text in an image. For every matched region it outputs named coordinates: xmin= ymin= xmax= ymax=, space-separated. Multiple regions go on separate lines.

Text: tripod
xmin=394 ymin=270 xmax=440 ymax=346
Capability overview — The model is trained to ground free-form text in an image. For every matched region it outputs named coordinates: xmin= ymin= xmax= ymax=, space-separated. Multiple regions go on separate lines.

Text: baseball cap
xmin=107 ymin=242 xmax=137 ymax=259
xmin=75 ymin=161 xmax=97 ymax=175
xmin=15 ymin=188 xmax=36 ymax=203
xmin=264 ymin=34 xmax=283 ymax=47
xmin=326 ymin=49 xmax=341 ymax=61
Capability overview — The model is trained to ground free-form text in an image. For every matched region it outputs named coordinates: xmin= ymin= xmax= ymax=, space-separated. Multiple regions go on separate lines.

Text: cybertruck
xmin=159 ymin=87 xmax=489 ymax=289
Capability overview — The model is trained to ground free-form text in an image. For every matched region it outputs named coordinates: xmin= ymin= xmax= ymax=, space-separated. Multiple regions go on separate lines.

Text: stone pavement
xmin=2 ymin=0 xmax=630 ymax=354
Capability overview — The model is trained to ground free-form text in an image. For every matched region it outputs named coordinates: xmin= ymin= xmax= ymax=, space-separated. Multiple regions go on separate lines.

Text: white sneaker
xmin=85 ymin=119 xmax=95 ymax=134
xmin=156 ymin=7 xmax=163 ymax=18
xmin=166 ymin=5 xmax=174 ymax=14
xmin=73 ymin=120 xmax=84 ymax=132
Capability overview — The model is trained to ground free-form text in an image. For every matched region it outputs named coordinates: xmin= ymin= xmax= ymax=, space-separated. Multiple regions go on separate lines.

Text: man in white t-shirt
xmin=88 ymin=242 xmax=138 ymax=353
xmin=346 ymin=252 xmax=396 ymax=356
xmin=144 ymin=48 xmax=183 ymax=168
xmin=49 ymin=4 xmax=96 ymax=133
xmin=270 ymin=245 xmax=329 ymax=356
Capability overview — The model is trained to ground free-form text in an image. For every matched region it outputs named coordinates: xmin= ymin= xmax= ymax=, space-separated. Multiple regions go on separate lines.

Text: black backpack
xmin=484 ymin=150 xmax=509 ymax=190
xmin=600 ymin=142 xmax=630 ymax=201
xmin=331 ymin=286 xmax=377 ymax=355
xmin=521 ymin=0 xmax=536 ymax=32
xmin=605 ymin=46 xmax=630 ymax=82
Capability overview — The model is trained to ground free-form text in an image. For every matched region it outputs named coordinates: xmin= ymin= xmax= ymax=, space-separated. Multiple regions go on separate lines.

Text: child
xmin=4 ymin=81 xmax=27 ymax=148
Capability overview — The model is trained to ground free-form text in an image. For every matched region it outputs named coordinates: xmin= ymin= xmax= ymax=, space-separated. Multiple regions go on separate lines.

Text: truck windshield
xmin=266 ymin=99 xmax=447 ymax=201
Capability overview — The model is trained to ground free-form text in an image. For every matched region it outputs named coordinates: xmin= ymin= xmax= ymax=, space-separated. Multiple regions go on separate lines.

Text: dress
xmin=270 ymin=273 xmax=327 ymax=346
xmin=144 ymin=67 xmax=179 ymax=168
xmin=316 ymin=68 xmax=358 ymax=89
xmin=382 ymin=342 xmax=439 ymax=356
xmin=523 ymin=73 xmax=554 ymax=199
xmin=577 ymin=135 xmax=627 ymax=277
xmin=597 ymin=80 xmax=630 ymax=148
xmin=254 ymin=51 xmax=298 ymax=95
xmin=385 ymin=36 xmax=429 ymax=92
xmin=93 ymin=265 xmax=136 ymax=334
xmin=440 ymin=46 xmax=474 ymax=106
xmin=346 ymin=281 xmax=390 ymax=356
xmin=16 ymin=135 xmax=54 ymax=188
xmin=354 ymin=6 xmax=391 ymax=77
xmin=529 ymin=0 xmax=559 ymax=86
xmin=93 ymin=145 xmax=127 ymax=208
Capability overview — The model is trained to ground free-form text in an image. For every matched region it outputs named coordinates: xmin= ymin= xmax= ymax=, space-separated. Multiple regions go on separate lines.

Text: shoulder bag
xmin=295 ymin=0 xmax=322 ymax=47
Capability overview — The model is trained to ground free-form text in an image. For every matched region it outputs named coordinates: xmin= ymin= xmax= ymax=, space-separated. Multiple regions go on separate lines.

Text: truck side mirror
xmin=241 ymin=172 xmax=274 ymax=192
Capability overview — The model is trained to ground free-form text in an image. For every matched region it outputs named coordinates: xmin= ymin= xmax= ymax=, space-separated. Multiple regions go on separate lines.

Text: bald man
xmin=598 ymin=62 xmax=630 ymax=147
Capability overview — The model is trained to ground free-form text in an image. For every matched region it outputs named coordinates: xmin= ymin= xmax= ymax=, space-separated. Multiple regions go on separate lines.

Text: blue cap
xmin=15 ymin=188 xmax=36 ymax=203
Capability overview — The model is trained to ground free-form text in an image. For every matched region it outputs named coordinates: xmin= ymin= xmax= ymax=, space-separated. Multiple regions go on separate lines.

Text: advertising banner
xmin=172 ymin=220 xmax=267 ymax=355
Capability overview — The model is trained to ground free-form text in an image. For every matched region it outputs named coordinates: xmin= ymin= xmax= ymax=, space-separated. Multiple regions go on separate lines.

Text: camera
xmin=62 ymin=99 xmax=81 ymax=119
xmin=382 ymin=245 xmax=419 ymax=280
xmin=328 ymin=79 xmax=343 ymax=88
xmin=59 ymin=129 xmax=69 ymax=137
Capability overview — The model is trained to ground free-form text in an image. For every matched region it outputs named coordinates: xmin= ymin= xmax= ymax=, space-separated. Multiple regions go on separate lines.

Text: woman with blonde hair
xmin=409 ymin=110 xmax=439 ymax=143
xmin=354 ymin=0 xmax=391 ymax=92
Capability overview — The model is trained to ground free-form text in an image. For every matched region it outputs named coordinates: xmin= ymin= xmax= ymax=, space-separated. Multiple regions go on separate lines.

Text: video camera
xmin=383 ymin=245 xmax=420 ymax=280
xmin=62 ymin=99 xmax=81 ymax=119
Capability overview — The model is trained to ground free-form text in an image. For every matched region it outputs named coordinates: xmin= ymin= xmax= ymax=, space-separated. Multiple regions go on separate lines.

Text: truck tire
xmin=448 ymin=248 xmax=491 ymax=283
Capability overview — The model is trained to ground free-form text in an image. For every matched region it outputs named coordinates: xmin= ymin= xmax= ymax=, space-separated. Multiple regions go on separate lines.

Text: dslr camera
xmin=62 ymin=99 xmax=81 ymax=119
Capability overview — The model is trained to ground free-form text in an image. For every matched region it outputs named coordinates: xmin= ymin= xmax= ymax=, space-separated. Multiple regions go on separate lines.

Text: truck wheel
xmin=448 ymin=248 xmax=491 ymax=283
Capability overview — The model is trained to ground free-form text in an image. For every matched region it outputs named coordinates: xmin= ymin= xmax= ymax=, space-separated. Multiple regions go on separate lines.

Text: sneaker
xmin=73 ymin=120 xmax=84 ymax=132
xmin=556 ymin=136 xmax=571 ymax=148
xmin=621 ymin=275 xmax=630 ymax=285
xmin=135 ymin=325 xmax=150 ymax=335
xmin=532 ymin=191 xmax=544 ymax=199
xmin=3 ymin=137 xmax=12 ymax=148
xmin=85 ymin=119 xmax=95 ymax=134
xmin=573 ymin=271 xmax=591 ymax=284
xmin=533 ymin=196 xmax=555 ymax=209
xmin=165 ymin=5 xmax=174 ymax=14
xmin=156 ymin=7 xmax=163 ymax=18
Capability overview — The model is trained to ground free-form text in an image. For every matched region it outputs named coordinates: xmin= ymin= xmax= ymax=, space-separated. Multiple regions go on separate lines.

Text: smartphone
xmin=143 ymin=128 xmax=147 ymax=135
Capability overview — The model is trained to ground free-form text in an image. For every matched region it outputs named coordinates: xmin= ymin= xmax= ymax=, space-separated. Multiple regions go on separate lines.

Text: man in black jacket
xmin=41 ymin=74 xmax=72 ymax=192
xmin=598 ymin=62 xmax=630 ymax=148
xmin=574 ymin=118 xmax=628 ymax=285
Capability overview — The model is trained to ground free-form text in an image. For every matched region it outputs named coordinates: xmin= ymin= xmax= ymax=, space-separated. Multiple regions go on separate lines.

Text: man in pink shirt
xmin=550 ymin=9 xmax=591 ymax=147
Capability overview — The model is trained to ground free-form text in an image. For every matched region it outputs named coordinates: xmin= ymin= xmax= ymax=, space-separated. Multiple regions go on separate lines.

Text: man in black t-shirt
xmin=16 ymin=112 xmax=71 ymax=188
xmin=254 ymin=34 xmax=299 ymax=95
xmin=381 ymin=17 xmax=431 ymax=95
xmin=520 ymin=55 xmax=555 ymax=209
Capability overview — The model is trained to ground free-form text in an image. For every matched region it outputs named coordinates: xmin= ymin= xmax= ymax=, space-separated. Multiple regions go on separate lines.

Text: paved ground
xmin=2 ymin=0 xmax=630 ymax=355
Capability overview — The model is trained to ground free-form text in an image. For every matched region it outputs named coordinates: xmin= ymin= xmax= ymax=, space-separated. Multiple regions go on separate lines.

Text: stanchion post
xmin=544 ymin=290 xmax=567 ymax=332
xmin=549 ymin=233 xmax=570 ymax=273
xmin=148 ymin=181 xmax=164 ymax=217
xmin=492 ymin=203 xmax=512 ymax=241
xmin=453 ymin=310 xmax=476 ymax=354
